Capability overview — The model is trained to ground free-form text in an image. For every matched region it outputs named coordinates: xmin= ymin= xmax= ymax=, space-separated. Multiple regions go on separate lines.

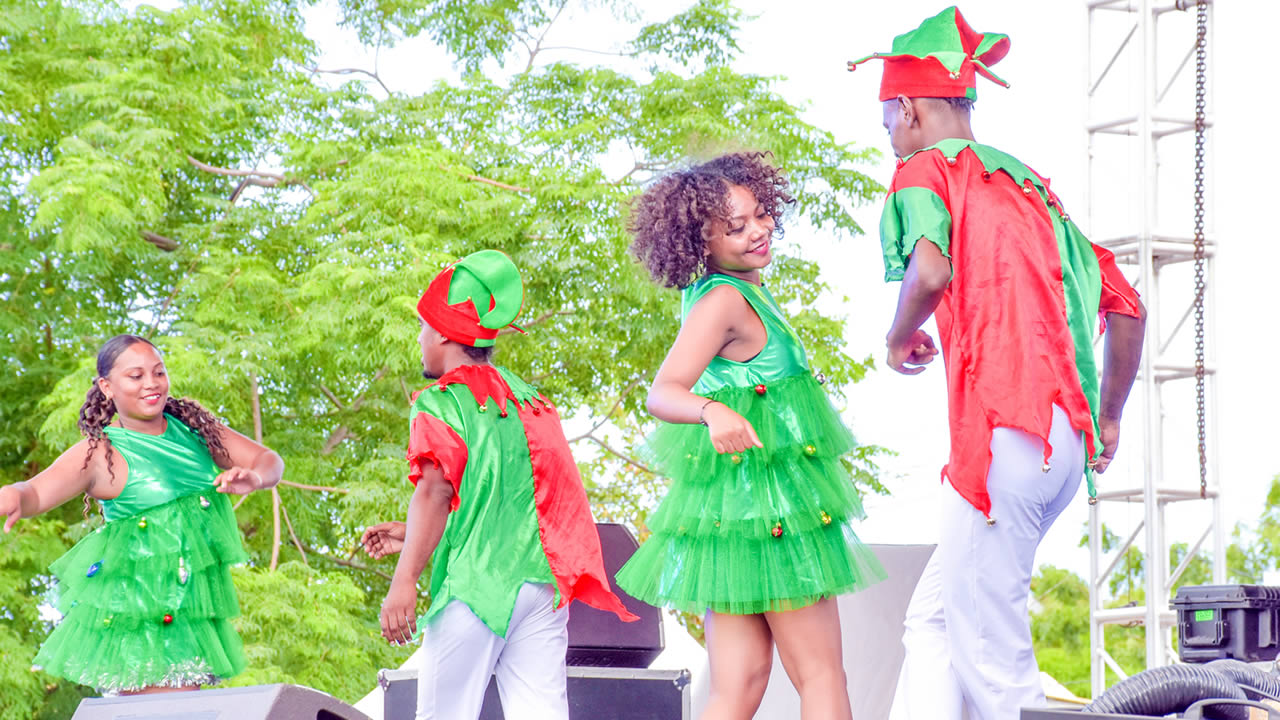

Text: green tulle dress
xmin=33 ymin=414 xmax=248 ymax=692
xmin=615 ymin=274 xmax=887 ymax=615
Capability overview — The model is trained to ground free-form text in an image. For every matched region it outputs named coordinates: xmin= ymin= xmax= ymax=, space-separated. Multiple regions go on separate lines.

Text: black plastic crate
xmin=1172 ymin=584 xmax=1280 ymax=663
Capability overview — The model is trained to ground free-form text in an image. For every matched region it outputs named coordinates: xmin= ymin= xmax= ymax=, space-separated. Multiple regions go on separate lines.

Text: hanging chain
xmin=1193 ymin=0 xmax=1208 ymax=499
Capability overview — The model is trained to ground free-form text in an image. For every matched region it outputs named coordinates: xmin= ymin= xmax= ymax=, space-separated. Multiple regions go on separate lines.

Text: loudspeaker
xmin=378 ymin=666 xmax=690 ymax=720
xmin=566 ymin=522 xmax=663 ymax=668
xmin=70 ymin=683 xmax=370 ymax=720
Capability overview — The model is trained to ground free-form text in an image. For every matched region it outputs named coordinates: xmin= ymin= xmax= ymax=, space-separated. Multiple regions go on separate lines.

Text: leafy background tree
xmin=0 ymin=0 xmax=886 ymax=715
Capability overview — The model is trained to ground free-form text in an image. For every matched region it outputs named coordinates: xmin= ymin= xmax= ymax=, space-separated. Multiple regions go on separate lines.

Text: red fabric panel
xmin=406 ymin=411 xmax=468 ymax=513
xmin=1093 ymin=244 xmax=1143 ymax=329
xmin=880 ymin=56 xmax=975 ymax=101
xmin=518 ymin=397 xmax=638 ymax=623
xmin=416 ymin=266 xmax=496 ymax=346
xmin=897 ymin=146 xmax=1100 ymax=517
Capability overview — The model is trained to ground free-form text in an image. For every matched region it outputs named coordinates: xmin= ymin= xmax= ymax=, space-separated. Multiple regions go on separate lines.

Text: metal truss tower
xmin=1084 ymin=0 xmax=1221 ymax=697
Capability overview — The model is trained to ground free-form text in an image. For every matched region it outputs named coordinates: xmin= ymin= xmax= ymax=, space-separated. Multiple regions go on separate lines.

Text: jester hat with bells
xmin=417 ymin=250 xmax=525 ymax=348
xmin=848 ymin=6 xmax=1010 ymax=102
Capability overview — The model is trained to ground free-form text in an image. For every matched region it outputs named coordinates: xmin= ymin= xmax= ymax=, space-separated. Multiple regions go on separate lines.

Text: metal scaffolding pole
xmin=1084 ymin=0 xmax=1221 ymax=698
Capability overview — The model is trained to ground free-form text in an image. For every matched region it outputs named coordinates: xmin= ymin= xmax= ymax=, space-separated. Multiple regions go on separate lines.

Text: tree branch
xmin=140 ymin=230 xmax=178 ymax=251
xmin=523 ymin=0 xmax=572 ymax=73
xmin=566 ymin=380 xmax=640 ymax=443
xmin=499 ymin=309 xmax=574 ymax=334
xmin=270 ymin=487 xmax=281 ymax=571
xmin=464 ymin=173 xmax=532 ymax=193
xmin=318 ymin=383 xmax=346 ymax=411
xmin=279 ymin=479 xmax=350 ymax=494
xmin=278 ymin=499 xmax=309 ymax=567
xmin=306 ymin=544 xmax=393 ymax=581
xmin=321 ymin=426 xmax=351 ymax=455
xmin=308 ymin=66 xmax=392 ymax=96
xmin=577 ymin=435 xmax=654 ymax=476
xmin=188 ymin=155 xmax=285 ymax=182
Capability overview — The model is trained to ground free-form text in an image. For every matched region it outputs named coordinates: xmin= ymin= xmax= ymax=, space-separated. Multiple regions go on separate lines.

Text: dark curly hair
xmin=78 ymin=334 xmax=231 ymax=517
xmin=629 ymin=152 xmax=795 ymax=289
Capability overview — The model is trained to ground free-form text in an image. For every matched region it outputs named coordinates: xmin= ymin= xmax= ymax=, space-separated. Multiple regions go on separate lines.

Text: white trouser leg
xmin=889 ymin=549 xmax=965 ymax=720
xmin=938 ymin=404 xmax=1085 ymax=720
xmin=492 ymin=582 xmax=570 ymax=720
xmin=417 ymin=598 xmax=505 ymax=720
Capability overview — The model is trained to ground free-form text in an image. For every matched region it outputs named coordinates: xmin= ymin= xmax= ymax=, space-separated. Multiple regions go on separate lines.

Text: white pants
xmin=417 ymin=582 xmax=570 ymax=720
xmin=890 ymin=405 xmax=1085 ymax=720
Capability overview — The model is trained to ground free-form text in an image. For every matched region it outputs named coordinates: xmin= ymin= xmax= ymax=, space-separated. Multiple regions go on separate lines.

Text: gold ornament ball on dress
xmin=137 ymin=518 xmax=148 ymax=529
xmin=730 ymin=454 xmax=742 ymax=465
xmin=821 ymin=511 xmax=832 ymax=526
xmin=804 ymin=444 xmax=817 ymax=456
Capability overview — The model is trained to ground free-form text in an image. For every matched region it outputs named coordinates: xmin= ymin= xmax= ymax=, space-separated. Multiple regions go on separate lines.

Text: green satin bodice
xmin=100 ymin=415 xmax=220 ymax=521
xmin=683 ymin=273 xmax=810 ymax=394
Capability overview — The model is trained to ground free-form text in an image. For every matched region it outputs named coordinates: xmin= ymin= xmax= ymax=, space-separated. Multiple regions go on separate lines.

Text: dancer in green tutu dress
xmin=618 ymin=153 xmax=885 ymax=720
xmin=0 ymin=334 xmax=284 ymax=694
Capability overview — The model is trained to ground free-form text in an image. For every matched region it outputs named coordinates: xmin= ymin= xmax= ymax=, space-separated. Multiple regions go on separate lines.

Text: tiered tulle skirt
xmin=616 ymin=373 xmax=886 ymax=615
xmin=33 ymin=490 xmax=248 ymax=692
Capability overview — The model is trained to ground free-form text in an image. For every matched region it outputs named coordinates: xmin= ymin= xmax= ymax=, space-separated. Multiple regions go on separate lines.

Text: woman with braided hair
xmin=0 ymin=334 xmax=283 ymax=694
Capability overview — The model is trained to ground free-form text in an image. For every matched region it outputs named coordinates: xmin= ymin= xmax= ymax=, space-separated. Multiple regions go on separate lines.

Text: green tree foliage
xmin=1 ymin=0 xmax=886 ymax=715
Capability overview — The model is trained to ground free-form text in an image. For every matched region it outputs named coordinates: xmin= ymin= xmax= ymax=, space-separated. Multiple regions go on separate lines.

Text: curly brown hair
xmin=78 ymin=335 xmax=231 ymax=517
xmin=629 ymin=152 xmax=795 ymax=289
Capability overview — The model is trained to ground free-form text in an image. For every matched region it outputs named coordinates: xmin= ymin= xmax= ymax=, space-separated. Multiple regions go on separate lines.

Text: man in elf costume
xmin=362 ymin=249 xmax=636 ymax=720
xmin=849 ymin=8 xmax=1147 ymax=720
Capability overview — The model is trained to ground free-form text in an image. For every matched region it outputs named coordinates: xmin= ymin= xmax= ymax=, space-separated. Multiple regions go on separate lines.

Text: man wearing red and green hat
xmin=850 ymin=7 xmax=1146 ymax=720
xmin=362 ymin=249 xmax=636 ymax=720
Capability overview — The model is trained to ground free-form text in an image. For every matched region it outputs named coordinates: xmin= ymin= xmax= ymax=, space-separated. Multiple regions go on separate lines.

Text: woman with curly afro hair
xmin=0 ymin=334 xmax=283 ymax=695
xmin=617 ymin=153 xmax=886 ymax=720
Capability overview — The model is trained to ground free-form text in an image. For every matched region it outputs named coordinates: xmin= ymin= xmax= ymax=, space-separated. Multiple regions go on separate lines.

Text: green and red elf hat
xmin=417 ymin=250 xmax=525 ymax=348
xmin=848 ymin=6 xmax=1011 ymax=102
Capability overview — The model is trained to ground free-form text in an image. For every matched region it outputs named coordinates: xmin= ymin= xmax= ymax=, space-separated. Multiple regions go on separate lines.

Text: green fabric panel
xmin=1055 ymin=216 xmax=1105 ymax=498
xmin=445 ymin=249 xmax=524 ymax=330
xmin=101 ymin=415 xmax=220 ymax=520
xmin=413 ymin=381 xmax=553 ymax=638
xmin=879 ymin=186 xmax=953 ymax=282
xmin=854 ymin=7 xmax=1010 ymax=73
xmin=680 ymin=274 xmax=810 ymax=394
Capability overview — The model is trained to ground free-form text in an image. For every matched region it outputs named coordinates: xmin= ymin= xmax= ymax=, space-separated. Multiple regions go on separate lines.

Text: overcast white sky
xmin=137 ymin=0 xmax=1276 ymax=581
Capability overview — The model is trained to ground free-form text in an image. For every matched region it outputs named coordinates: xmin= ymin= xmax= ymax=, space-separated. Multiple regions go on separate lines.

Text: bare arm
xmin=1093 ymin=302 xmax=1147 ymax=473
xmin=645 ymin=285 xmax=762 ymax=453
xmin=380 ymin=461 xmax=454 ymax=644
xmin=0 ymin=441 xmax=98 ymax=532
xmin=884 ymin=239 xmax=950 ymax=374
xmin=213 ymin=425 xmax=285 ymax=494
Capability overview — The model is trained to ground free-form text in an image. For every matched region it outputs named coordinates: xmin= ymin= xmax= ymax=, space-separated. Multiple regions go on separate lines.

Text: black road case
xmin=1173 ymin=585 xmax=1280 ymax=663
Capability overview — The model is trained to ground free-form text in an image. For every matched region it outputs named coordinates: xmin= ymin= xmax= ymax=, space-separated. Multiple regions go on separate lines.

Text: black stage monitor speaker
xmin=70 ymin=683 xmax=371 ymax=720
xmin=378 ymin=666 xmax=690 ymax=720
xmin=566 ymin=522 xmax=663 ymax=668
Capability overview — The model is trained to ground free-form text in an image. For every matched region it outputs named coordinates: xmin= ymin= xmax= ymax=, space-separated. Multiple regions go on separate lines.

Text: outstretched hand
xmin=0 ymin=486 xmax=23 ymax=533
xmin=214 ymin=467 xmax=263 ymax=495
xmin=886 ymin=329 xmax=939 ymax=375
xmin=362 ymin=521 xmax=407 ymax=559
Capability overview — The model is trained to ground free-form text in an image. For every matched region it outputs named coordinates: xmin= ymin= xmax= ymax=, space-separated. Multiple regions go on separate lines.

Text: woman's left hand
xmin=215 ymin=467 xmax=263 ymax=495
